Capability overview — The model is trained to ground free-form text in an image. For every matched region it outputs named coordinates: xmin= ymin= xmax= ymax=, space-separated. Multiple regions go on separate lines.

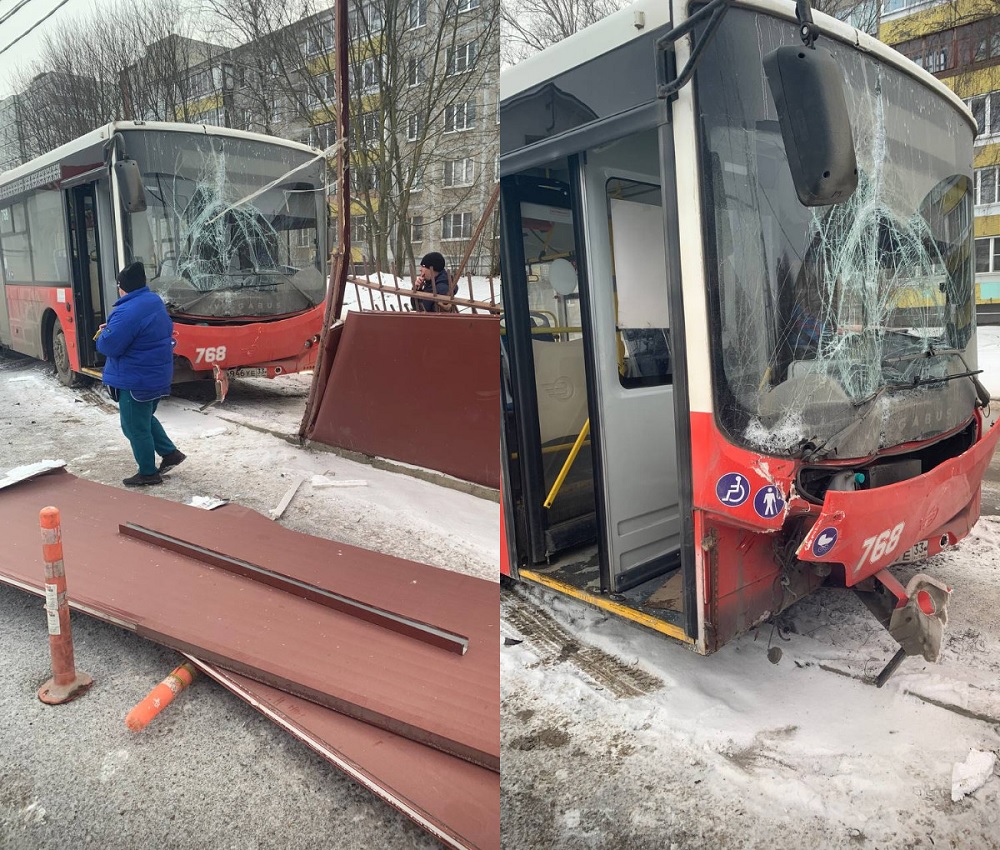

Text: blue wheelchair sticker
xmin=716 ymin=473 xmax=750 ymax=508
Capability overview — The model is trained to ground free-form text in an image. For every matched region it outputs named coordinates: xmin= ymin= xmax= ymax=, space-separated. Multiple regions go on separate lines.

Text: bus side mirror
xmin=764 ymin=46 xmax=858 ymax=207
xmin=114 ymin=159 xmax=147 ymax=213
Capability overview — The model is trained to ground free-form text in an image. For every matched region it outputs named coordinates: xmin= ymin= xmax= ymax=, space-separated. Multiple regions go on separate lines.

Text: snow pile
xmin=951 ymin=749 xmax=997 ymax=801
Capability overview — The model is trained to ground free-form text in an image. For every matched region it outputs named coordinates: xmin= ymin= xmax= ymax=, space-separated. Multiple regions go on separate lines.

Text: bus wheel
xmin=51 ymin=322 xmax=86 ymax=388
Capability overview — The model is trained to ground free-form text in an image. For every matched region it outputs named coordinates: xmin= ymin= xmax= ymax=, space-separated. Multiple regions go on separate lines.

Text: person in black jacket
xmin=411 ymin=251 xmax=452 ymax=312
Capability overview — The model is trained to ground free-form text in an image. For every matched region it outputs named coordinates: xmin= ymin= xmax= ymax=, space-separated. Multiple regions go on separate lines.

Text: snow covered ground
xmin=501 ymin=327 xmax=1000 ymax=849
xmin=341 ymin=273 xmax=500 ymax=316
xmin=0 ymin=354 xmax=497 ymax=848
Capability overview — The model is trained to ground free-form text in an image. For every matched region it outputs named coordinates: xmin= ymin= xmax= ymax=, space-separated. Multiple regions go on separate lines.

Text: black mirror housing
xmin=764 ymin=45 xmax=858 ymax=207
xmin=114 ymin=159 xmax=147 ymax=213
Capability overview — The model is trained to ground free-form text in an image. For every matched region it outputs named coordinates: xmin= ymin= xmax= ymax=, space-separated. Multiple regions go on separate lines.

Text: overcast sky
xmin=0 ymin=0 xmax=86 ymax=99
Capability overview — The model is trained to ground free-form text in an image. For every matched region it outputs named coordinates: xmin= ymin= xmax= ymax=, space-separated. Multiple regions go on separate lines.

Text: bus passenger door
xmin=500 ymin=174 xmax=597 ymax=568
xmin=580 ymin=132 xmax=681 ymax=592
xmin=67 ymin=184 xmax=106 ymax=369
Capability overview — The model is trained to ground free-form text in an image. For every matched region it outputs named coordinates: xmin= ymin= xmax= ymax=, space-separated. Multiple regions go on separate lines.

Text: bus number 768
xmin=194 ymin=347 xmax=227 ymax=364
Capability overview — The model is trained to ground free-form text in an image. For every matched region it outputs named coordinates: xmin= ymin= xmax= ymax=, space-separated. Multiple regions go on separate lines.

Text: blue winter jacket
xmin=96 ymin=287 xmax=174 ymax=397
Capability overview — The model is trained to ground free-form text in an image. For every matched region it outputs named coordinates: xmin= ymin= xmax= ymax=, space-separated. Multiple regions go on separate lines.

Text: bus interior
xmin=502 ymin=128 xmax=690 ymax=637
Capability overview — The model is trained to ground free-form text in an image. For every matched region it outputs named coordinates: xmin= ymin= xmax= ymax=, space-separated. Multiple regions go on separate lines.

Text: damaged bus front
xmin=120 ymin=126 xmax=328 ymax=380
xmin=499 ymin=0 xmax=999 ymax=671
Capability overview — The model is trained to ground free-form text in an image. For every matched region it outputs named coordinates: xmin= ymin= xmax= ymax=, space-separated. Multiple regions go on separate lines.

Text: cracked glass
xmin=122 ymin=131 xmax=326 ymax=319
xmin=695 ymin=9 xmax=976 ymax=460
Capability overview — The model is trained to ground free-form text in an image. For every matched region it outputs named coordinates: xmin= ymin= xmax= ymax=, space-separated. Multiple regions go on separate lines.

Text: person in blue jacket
xmin=410 ymin=251 xmax=453 ymax=312
xmin=96 ymin=261 xmax=185 ymax=486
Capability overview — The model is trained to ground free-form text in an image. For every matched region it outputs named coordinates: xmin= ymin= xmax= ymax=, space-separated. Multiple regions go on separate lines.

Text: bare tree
xmin=211 ymin=0 xmax=500 ymax=274
xmin=12 ymin=0 xmax=218 ymax=156
xmin=500 ymin=0 xmax=624 ymax=65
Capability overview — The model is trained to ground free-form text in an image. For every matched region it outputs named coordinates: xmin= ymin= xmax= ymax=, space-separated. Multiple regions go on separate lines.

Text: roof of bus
xmin=500 ymin=0 xmax=974 ymax=130
xmin=0 ymin=121 xmax=324 ymax=188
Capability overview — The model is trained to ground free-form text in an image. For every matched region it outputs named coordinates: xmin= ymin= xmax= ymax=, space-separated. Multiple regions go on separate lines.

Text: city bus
xmin=0 ymin=121 xmax=327 ymax=386
xmin=499 ymin=0 xmax=1000 ymax=669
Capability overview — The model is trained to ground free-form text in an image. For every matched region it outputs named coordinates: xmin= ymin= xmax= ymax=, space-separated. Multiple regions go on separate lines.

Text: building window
xmin=975 ymin=237 xmax=1000 ymax=274
xmin=411 ymin=166 xmax=424 ymax=192
xmin=976 ymin=167 xmax=998 ymax=206
xmin=442 ymin=212 xmax=472 ymax=240
xmin=360 ymin=111 xmax=380 ymax=145
xmin=407 ymin=114 xmax=423 ymax=142
xmin=407 ymin=58 xmax=425 ymax=87
xmin=348 ymin=1 xmax=384 ymax=37
xmin=966 ymin=92 xmax=1000 ymax=136
xmin=443 ymin=158 xmax=474 ymax=187
xmin=455 ymin=0 xmax=479 ymax=11
xmin=408 ymin=0 xmax=427 ymax=28
xmin=446 ymin=41 xmax=478 ymax=76
xmin=308 ymin=73 xmax=336 ymax=108
xmin=444 ymin=101 xmax=475 ymax=132
xmin=310 ymin=122 xmax=337 ymax=150
xmin=356 ymin=167 xmax=380 ymax=192
xmin=410 ymin=216 xmax=424 ymax=242
xmin=351 ymin=58 xmax=382 ymax=94
xmin=351 ymin=215 xmax=368 ymax=244
xmin=307 ymin=24 xmax=335 ymax=56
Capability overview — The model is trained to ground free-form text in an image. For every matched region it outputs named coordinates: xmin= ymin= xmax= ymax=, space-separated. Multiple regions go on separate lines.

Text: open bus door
xmin=500 ymin=129 xmax=697 ymax=644
xmin=62 ymin=177 xmax=114 ymax=382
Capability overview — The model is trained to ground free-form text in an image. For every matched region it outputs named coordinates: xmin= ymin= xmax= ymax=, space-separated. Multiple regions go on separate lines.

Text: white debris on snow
xmin=951 ymin=749 xmax=997 ymax=802
xmin=0 ymin=459 xmax=66 ymax=490
xmin=185 ymin=495 xmax=230 ymax=510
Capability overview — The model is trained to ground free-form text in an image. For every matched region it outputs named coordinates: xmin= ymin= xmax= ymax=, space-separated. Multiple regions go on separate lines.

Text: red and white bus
xmin=499 ymin=0 xmax=1000 ymax=669
xmin=0 ymin=121 xmax=327 ymax=385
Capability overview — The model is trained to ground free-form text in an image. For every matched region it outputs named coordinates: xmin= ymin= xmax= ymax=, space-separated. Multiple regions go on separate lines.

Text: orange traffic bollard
xmin=37 ymin=506 xmax=94 ymax=704
xmin=126 ymin=662 xmax=197 ymax=732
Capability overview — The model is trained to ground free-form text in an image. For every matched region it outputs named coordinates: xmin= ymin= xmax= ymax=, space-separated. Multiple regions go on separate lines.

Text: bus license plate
xmin=227 ymin=368 xmax=268 ymax=378
xmin=896 ymin=540 xmax=929 ymax=564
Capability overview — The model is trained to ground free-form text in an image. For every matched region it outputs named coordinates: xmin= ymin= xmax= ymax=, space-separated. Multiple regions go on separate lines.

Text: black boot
xmin=123 ymin=472 xmax=163 ymax=487
xmin=158 ymin=450 xmax=187 ymax=473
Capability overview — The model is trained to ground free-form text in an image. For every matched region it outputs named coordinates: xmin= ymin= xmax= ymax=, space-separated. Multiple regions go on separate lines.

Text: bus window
xmin=26 ymin=190 xmax=69 ymax=283
xmin=122 ymin=132 xmax=326 ymax=320
xmin=0 ymin=202 xmax=32 ymax=282
xmin=606 ymin=178 xmax=671 ymax=388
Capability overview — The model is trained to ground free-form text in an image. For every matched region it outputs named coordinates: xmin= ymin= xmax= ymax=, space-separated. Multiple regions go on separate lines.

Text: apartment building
xmin=129 ymin=0 xmax=499 ymax=276
xmin=880 ymin=0 xmax=1000 ymax=304
xmin=0 ymin=96 xmax=23 ymax=173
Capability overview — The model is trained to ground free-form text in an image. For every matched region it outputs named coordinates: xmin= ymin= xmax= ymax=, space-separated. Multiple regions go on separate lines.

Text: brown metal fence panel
xmin=307 ymin=311 xmax=501 ymax=488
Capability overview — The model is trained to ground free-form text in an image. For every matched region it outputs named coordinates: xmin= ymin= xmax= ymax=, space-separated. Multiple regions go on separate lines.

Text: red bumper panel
xmin=796 ymin=420 xmax=1000 ymax=583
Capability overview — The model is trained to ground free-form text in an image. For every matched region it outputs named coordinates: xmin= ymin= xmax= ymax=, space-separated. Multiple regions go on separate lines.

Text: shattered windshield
xmin=123 ymin=130 xmax=326 ymax=320
xmin=695 ymin=9 xmax=976 ymax=460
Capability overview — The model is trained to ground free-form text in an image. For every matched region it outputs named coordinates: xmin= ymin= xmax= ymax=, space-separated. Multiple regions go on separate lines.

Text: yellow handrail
xmin=543 ymin=419 xmax=590 ymax=509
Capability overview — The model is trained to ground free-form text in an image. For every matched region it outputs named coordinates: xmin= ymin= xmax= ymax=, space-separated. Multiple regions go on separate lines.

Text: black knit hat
xmin=117 ymin=261 xmax=146 ymax=293
xmin=420 ymin=252 xmax=445 ymax=273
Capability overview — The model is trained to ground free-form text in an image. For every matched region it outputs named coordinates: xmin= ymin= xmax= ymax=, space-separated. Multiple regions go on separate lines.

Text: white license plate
xmin=227 ymin=367 xmax=268 ymax=378
xmin=896 ymin=540 xmax=929 ymax=564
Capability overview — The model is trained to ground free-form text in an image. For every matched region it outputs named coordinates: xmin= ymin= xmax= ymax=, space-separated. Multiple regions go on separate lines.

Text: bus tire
xmin=51 ymin=322 xmax=87 ymax=388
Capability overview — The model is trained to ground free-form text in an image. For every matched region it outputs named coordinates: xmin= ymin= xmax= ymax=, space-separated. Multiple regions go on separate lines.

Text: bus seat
xmin=532 ymin=337 xmax=588 ymax=445
xmin=529 ymin=310 xmax=556 ymax=342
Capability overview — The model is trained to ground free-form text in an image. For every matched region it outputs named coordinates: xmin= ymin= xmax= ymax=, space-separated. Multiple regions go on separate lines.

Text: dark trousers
xmin=118 ymin=390 xmax=177 ymax=476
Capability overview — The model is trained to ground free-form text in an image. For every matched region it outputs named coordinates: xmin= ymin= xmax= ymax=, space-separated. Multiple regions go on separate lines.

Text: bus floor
xmin=523 ymin=544 xmax=686 ymax=634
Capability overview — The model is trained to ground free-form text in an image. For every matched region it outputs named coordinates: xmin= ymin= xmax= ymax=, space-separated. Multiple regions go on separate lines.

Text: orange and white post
xmin=126 ymin=662 xmax=197 ymax=731
xmin=37 ymin=506 xmax=94 ymax=704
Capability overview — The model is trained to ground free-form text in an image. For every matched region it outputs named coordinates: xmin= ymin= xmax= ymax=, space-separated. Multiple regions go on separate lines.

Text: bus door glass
xmin=67 ymin=184 xmax=106 ymax=367
xmin=579 ymin=130 xmax=681 ymax=591
xmin=502 ymin=172 xmax=597 ymax=566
